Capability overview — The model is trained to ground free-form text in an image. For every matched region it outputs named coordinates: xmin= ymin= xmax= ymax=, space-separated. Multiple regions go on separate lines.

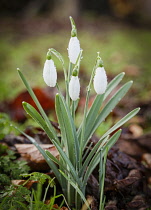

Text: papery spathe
xmin=93 ymin=67 xmax=107 ymax=94
xmin=68 ymin=37 xmax=80 ymax=64
xmin=69 ymin=76 xmax=80 ymax=101
xmin=43 ymin=59 xmax=57 ymax=87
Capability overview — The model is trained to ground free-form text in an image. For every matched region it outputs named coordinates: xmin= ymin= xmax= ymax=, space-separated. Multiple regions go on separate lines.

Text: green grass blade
xmin=83 ymin=130 xmax=121 ymax=186
xmin=22 ymin=102 xmax=61 ymax=145
xmin=84 ymin=81 xmax=133 ymax=147
xmin=55 ymin=93 xmax=79 ymax=167
xmin=17 ymin=69 xmax=58 ymax=142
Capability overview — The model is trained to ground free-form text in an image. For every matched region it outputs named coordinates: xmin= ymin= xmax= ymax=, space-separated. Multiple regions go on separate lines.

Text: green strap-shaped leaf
xmin=79 ymin=136 xmax=109 ymax=177
xmin=55 ymin=93 xmax=79 ymax=167
xmin=22 ymin=102 xmax=61 ymax=146
xmin=17 ymin=69 xmax=58 ymax=142
xmin=83 ymin=129 xmax=122 ymax=186
xmin=84 ymin=81 xmax=133 ymax=148
xmin=59 ymin=170 xmax=91 ymax=210
xmin=51 ymin=138 xmax=81 ymax=186
xmin=45 ymin=150 xmax=68 ymax=194
xmin=45 ymin=150 xmax=61 ymax=166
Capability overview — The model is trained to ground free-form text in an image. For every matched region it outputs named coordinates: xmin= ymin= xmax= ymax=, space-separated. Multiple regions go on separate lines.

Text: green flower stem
xmin=71 ymin=100 xmax=75 ymax=121
xmin=79 ymin=60 xmax=97 ymax=169
xmin=66 ymin=62 xmax=73 ymax=107
xmin=99 ymin=148 xmax=108 ymax=210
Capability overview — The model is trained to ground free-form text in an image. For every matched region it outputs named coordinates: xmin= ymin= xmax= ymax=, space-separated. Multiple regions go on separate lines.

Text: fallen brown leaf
xmin=15 ymin=144 xmax=59 ymax=171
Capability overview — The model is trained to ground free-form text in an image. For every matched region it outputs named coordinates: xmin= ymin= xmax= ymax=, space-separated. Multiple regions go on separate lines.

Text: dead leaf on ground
xmin=105 ymin=200 xmax=118 ymax=210
xmin=15 ymin=144 xmax=59 ymax=171
xmin=9 ymin=87 xmax=55 ymax=122
xmin=126 ymin=195 xmax=147 ymax=209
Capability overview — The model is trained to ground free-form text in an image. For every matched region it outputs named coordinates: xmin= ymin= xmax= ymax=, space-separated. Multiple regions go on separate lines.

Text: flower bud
xmin=93 ymin=67 xmax=107 ymax=94
xmin=43 ymin=59 xmax=57 ymax=87
xmin=68 ymin=37 xmax=80 ymax=64
xmin=69 ymin=75 xmax=80 ymax=101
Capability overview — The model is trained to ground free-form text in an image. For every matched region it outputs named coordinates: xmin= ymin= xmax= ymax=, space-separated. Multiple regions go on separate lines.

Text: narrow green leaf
xmin=99 ymin=147 xmax=108 ymax=210
xmin=85 ymin=94 xmax=104 ymax=133
xmin=17 ymin=69 xmax=58 ymax=142
xmin=79 ymin=136 xmax=109 ymax=177
xmin=45 ymin=150 xmax=61 ymax=166
xmin=83 ymin=130 xmax=121 ymax=185
xmin=103 ymin=132 xmax=120 ymax=151
xmin=45 ymin=150 xmax=68 ymax=195
xmin=55 ymin=93 xmax=79 ymax=166
xmin=51 ymin=138 xmax=81 ymax=186
xmin=22 ymin=102 xmax=60 ymax=145
xmin=84 ymin=81 xmax=133 ymax=147
xmin=59 ymin=170 xmax=91 ymax=210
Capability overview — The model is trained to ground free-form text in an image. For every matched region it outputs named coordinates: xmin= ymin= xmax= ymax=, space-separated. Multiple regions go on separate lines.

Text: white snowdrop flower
xmin=68 ymin=36 xmax=80 ymax=64
xmin=43 ymin=59 xmax=57 ymax=87
xmin=69 ymin=75 xmax=80 ymax=101
xmin=93 ymin=67 xmax=107 ymax=94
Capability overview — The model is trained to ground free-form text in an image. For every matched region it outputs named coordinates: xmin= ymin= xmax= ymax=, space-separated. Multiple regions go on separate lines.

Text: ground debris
xmin=15 ymin=144 xmax=59 ymax=171
xmin=105 ymin=200 xmax=118 ymax=210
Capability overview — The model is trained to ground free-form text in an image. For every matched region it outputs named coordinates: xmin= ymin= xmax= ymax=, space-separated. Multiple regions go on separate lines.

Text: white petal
xmin=69 ymin=76 xmax=80 ymax=101
xmin=68 ymin=37 xmax=80 ymax=64
xmin=93 ymin=67 xmax=107 ymax=94
xmin=43 ymin=59 xmax=57 ymax=87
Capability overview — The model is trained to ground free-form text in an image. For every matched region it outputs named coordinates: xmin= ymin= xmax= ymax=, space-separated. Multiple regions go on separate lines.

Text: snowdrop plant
xmin=16 ymin=16 xmax=140 ymax=209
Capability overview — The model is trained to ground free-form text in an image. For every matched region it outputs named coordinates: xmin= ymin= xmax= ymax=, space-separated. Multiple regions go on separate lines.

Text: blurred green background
xmin=0 ymin=0 xmax=151 ymax=103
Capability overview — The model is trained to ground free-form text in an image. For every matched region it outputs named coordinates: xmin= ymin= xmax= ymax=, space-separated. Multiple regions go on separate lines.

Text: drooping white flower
xmin=69 ymin=76 xmax=80 ymax=101
xmin=93 ymin=67 xmax=107 ymax=94
xmin=43 ymin=59 xmax=57 ymax=87
xmin=68 ymin=37 xmax=80 ymax=64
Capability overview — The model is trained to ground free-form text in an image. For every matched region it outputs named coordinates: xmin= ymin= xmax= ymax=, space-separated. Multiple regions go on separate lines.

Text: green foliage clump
xmin=0 ymin=113 xmax=12 ymax=140
xmin=0 ymin=145 xmax=30 ymax=186
xmin=0 ymin=171 xmax=66 ymax=210
xmin=0 ymin=185 xmax=30 ymax=210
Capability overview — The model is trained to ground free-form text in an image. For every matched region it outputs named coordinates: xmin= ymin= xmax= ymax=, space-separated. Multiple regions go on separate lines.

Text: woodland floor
xmin=0 ymin=16 xmax=151 ymax=209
